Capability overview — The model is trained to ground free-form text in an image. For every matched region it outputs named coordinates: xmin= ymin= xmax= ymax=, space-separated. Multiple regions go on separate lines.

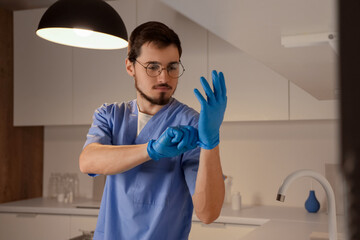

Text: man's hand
xmin=194 ymin=70 xmax=227 ymax=149
xmin=147 ymin=126 xmax=199 ymax=161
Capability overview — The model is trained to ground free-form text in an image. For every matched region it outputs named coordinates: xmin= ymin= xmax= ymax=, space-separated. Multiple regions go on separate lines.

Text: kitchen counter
xmin=0 ymin=198 xmax=345 ymax=239
xmin=0 ymin=197 xmax=100 ymax=216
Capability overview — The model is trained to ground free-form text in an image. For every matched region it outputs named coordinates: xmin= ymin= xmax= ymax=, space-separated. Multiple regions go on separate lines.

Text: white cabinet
xmin=14 ymin=8 xmax=73 ymax=126
xmin=14 ymin=0 xmax=336 ymax=125
xmin=208 ymin=33 xmax=289 ymax=121
xmin=69 ymin=215 xmax=98 ymax=238
xmin=208 ymin=32 xmax=338 ymax=121
xmin=189 ymin=221 xmax=257 ymax=240
xmin=289 ymin=82 xmax=338 ymax=120
xmin=72 ymin=1 xmax=137 ymax=124
xmin=13 ymin=1 xmax=137 ymax=126
xmin=0 ymin=213 xmax=70 ymax=240
xmin=0 ymin=213 xmax=98 ymax=240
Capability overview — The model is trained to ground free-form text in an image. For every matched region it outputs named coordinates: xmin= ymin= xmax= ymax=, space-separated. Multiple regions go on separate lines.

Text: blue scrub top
xmin=84 ymin=98 xmax=200 ymax=240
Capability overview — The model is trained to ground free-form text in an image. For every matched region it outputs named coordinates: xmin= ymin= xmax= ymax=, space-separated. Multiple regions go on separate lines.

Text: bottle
xmin=72 ymin=173 xmax=80 ymax=200
xmin=232 ymin=192 xmax=242 ymax=211
xmin=305 ymin=190 xmax=320 ymax=213
xmin=224 ymin=175 xmax=233 ymax=204
xmin=48 ymin=173 xmax=57 ymax=199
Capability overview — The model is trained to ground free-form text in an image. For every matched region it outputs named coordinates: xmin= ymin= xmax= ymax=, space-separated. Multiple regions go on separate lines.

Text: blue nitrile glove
xmin=147 ymin=126 xmax=199 ymax=161
xmin=194 ymin=70 xmax=227 ymax=149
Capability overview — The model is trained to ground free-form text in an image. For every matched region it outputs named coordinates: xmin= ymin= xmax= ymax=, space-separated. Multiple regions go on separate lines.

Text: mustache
xmin=153 ymin=84 xmax=172 ymax=89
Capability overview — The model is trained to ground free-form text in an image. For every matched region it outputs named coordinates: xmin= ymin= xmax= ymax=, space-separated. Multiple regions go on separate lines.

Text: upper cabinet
xmin=208 ymin=33 xmax=289 ymax=121
xmin=14 ymin=8 xmax=73 ymax=126
xmin=13 ymin=0 xmax=338 ymax=126
xmin=289 ymin=82 xmax=338 ymax=120
xmin=72 ymin=1 xmax=136 ymax=125
xmin=14 ymin=1 xmax=137 ymax=126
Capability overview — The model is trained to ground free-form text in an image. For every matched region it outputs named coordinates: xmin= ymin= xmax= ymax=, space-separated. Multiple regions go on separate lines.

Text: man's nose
xmin=157 ymin=68 xmax=169 ymax=82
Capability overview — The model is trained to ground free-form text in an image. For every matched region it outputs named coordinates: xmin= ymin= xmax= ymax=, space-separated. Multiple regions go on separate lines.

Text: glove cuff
xmin=197 ymin=136 xmax=220 ymax=150
xmin=147 ymin=139 xmax=165 ymax=161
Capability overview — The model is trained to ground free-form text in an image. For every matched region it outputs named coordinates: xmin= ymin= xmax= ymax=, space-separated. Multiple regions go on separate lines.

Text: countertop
xmin=0 ymin=197 xmax=100 ymax=216
xmin=0 ymin=198 xmax=346 ymax=239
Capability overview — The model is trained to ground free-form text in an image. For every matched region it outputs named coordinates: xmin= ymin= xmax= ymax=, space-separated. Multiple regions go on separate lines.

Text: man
xmin=79 ymin=21 xmax=227 ymax=240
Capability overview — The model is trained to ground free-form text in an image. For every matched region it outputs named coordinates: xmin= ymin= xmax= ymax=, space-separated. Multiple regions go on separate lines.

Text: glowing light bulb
xmin=73 ymin=28 xmax=94 ymax=37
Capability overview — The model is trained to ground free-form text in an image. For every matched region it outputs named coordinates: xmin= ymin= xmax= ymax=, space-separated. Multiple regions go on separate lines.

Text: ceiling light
xmin=36 ymin=0 xmax=128 ymax=50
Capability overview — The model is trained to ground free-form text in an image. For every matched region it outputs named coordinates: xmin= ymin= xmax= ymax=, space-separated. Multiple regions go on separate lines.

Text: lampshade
xmin=36 ymin=0 xmax=128 ymax=50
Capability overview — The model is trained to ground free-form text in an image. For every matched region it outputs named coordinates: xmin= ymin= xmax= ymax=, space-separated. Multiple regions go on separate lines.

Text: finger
xmin=157 ymin=127 xmax=173 ymax=145
xmin=169 ymin=127 xmax=183 ymax=144
xmin=219 ymin=71 xmax=227 ymax=98
xmin=180 ymin=125 xmax=193 ymax=149
xmin=212 ymin=70 xmax=221 ymax=101
xmin=183 ymin=125 xmax=198 ymax=148
xmin=177 ymin=127 xmax=190 ymax=150
xmin=194 ymin=88 xmax=206 ymax=107
xmin=200 ymin=77 xmax=215 ymax=102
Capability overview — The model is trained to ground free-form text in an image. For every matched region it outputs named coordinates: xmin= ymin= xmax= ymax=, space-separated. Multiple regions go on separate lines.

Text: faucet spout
xmin=276 ymin=169 xmax=337 ymax=240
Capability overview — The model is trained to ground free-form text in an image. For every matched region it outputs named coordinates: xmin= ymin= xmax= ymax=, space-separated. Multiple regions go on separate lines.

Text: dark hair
xmin=127 ymin=21 xmax=182 ymax=62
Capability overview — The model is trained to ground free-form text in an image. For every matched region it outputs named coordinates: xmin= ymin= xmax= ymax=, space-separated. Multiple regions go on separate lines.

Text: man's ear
xmin=125 ymin=58 xmax=135 ymax=77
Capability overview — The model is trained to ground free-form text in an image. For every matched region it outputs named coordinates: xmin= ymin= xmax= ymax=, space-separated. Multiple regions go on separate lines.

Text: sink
xmin=189 ymin=216 xmax=268 ymax=240
xmin=189 ymin=222 xmax=259 ymax=240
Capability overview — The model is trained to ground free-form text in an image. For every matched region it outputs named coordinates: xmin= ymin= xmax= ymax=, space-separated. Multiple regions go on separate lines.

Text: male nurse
xmin=79 ymin=21 xmax=227 ymax=240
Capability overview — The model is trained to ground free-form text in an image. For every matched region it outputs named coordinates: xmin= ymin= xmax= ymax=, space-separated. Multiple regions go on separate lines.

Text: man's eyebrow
xmin=145 ymin=61 xmax=161 ymax=64
xmin=145 ymin=61 xmax=179 ymax=65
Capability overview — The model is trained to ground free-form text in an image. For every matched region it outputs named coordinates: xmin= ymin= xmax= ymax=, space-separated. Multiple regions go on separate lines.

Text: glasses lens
xmin=168 ymin=62 xmax=184 ymax=78
xmin=146 ymin=63 xmax=161 ymax=77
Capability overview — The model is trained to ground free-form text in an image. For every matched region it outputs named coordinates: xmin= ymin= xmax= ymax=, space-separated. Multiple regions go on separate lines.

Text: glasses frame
xmin=134 ymin=59 xmax=185 ymax=78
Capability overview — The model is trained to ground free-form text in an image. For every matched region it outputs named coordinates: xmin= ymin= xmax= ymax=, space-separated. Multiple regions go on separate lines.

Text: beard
xmin=135 ymin=80 xmax=176 ymax=106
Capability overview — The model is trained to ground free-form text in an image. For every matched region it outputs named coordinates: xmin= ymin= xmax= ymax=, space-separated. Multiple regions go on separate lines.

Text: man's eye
xmin=168 ymin=63 xmax=179 ymax=71
xmin=147 ymin=64 xmax=161 ymax=71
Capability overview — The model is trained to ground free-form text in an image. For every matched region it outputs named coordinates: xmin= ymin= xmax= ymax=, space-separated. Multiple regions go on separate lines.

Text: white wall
xmin=43 ymin=126 xmax=93 ymax=199
xmin=220 ymin=120 xmax=339 ymax=209
xmin=43 ymin=119 xmax=340 ymax=209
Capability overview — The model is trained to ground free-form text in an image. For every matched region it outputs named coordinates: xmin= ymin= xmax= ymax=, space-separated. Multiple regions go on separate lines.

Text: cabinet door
xmin=72 ymin=0 xmax=137 ymax=125
xmin=189 ymin=221 xmax=257 ymax=240
xmin=137 ymin=0 xmax=207 ymax=113
xmin=208 ymin=33 xmax=289 ymax=121
xmin=14 ymin=9 xmax=73 ymax=126
xmin=289 ymin=82 xmax=338 ymax=120
xmin=0 ymin=213 xmax=70 ymax=240
xmin=69 ymin=215 xmax=98 ymax=238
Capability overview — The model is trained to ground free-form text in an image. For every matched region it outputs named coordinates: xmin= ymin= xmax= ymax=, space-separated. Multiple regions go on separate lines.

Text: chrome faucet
xmin=276 ymin=169 xmax=337 ymax=240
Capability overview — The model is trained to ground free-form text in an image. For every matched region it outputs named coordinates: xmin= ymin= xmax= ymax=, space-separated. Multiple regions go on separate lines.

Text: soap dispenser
xmin=305 ymin=190 xmax=320 ymax=213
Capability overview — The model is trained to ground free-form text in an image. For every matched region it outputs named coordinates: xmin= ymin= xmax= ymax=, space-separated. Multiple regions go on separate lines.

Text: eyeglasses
xmin=135 ymin=59 xmax=185 ymax=78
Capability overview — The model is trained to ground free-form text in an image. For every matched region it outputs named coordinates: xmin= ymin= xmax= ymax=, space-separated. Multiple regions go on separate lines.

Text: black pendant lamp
xmin=36 ymin=0 xmax=128 ymax=50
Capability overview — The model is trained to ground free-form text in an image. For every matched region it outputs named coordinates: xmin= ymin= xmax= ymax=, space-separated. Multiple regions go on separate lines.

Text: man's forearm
xmin=79 ymin=143 xmax=151 ymax=175
xmin=192 ymin=146 xmax=225 ymax=224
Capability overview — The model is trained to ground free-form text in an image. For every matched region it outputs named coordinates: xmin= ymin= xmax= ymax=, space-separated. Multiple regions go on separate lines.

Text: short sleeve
xmin=83 ymin=103 xmax=114 ymax=149
xmin=181 ymin=147 xmax=200 ymax=196
xmin=83 ymin=104 xmax=114 ymax=178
